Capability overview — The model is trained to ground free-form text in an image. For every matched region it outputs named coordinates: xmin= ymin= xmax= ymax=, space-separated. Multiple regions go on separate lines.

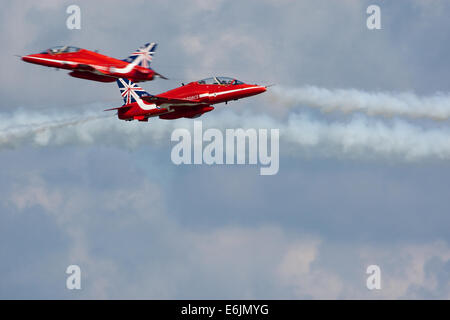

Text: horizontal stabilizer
xmin=154 ymin=72 xmax=168 ymax=80
xmin=104 ymin=105 xmax=131 ymax=112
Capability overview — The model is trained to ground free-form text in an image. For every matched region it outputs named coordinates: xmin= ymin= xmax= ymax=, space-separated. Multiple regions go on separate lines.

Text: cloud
xmin=2 ymin=0 xmax=450 ymax=299
xmin=277 ymin=239 xmax=344 ymax=299
xmin=359 ymin=242 xmax=450 ymax=299
xmin=4 ymin=166 xmax=166 ymax=299
xmin=6 ymin=169 xmax=450 ymax=299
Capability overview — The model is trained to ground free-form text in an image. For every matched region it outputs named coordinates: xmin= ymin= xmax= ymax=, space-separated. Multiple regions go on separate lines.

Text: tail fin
xmin=122 ymin=42 xmax=157 ymax=69
xmin=116 ymin=78 xmax=151 ymax=105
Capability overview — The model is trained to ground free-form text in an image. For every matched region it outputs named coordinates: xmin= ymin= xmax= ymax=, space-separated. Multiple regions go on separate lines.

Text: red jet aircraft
xmin=21 ymin=43 xmax=165 ymax=82
xmin=106 ymin=77 xmax=267 ymax=121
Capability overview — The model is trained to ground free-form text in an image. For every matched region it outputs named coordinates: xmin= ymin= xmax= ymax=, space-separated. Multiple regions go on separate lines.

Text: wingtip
xmin=104 ymin=107 xmax=120 ymax=112
xmin=155 ymin=72 xmax=169 ymax=80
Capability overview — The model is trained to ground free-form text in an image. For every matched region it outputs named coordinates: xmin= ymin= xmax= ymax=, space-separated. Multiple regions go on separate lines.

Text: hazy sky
xmin=1 ymin=0 xmax=449 ymax=299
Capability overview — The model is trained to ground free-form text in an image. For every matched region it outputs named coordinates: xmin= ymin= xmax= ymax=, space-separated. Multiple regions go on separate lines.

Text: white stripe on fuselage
xmin=110 ymin=54 xmax=147 ymax=74
xmin=25 ymin=56 xmax=79 ymax=66
xmin=25 ymin=55 xmax=140 ymax=75
xmin=109 ymin=58 xmax=140 ymax=74
xmin=130 ymin=90 xmax=158 ymax=110
xmin=201 ymin=86 xmax=260 ymax=98
xmin=132 ymin=86 xmax=262 ymax=111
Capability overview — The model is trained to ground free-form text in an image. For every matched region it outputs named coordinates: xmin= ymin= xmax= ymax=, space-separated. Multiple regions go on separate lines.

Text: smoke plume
xmin=0 ymin=108 xmax=449 ymax=162
xmin=271 ymin=86 xmax=450 ymax=121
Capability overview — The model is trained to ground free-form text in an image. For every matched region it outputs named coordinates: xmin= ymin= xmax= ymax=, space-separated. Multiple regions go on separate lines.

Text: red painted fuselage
xmin=113 ymin=77 xmax=267 ymax=121
xmin=22 ymin=45 xmax=160 ymax=83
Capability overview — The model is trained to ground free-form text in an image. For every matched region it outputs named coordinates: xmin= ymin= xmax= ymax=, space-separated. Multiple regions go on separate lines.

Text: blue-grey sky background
xmin=0 ymin=0 xmax=449 ymax=299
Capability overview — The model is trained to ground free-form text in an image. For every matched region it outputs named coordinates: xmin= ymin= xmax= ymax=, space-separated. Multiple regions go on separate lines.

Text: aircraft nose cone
xmin=255 ymin=85 xmax=267 ymax=94
xmin=21 ymin=55 xmax=33 ymax=63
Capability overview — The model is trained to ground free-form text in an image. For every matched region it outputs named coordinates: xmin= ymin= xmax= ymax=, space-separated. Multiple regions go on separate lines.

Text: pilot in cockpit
xmin=43 ymin=46 xmax=81 ymax=55
xmin=197 ymin=77 xmax=244 ymax=85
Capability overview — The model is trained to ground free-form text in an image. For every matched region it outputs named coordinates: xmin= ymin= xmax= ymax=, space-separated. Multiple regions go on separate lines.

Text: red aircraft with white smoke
xmin=21 ymin=43 xmax=165 ymax=82
xmin=106 ymin=77 xmax=267 ymax=121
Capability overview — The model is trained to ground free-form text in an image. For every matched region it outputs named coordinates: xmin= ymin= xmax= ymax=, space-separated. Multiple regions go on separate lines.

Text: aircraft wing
xmin=72 ymin=63 xmax=119 ymax=76
xmin=141 ymin=95 xmax=202 ymax=106
xmin=73 ymin=63 xmax=98 ymax=72
xmin=104 ymin=96 xmax=204 ymax=112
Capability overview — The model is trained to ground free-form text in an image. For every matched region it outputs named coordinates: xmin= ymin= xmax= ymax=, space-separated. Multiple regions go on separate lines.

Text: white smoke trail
xmin=280 ymin=114 xmax=450 ymax=161
xmin=205 ymin=111 xmax=450 ymax=161
xmin=271 ymin=86 xmax=450 ymax=121
xmin=0 ymin=108 xmax=449 ymax=161
xmin=0 ymin=111 xmax=112 ymax=149
xmin=0 ymin=109 xmax=182 ymax=150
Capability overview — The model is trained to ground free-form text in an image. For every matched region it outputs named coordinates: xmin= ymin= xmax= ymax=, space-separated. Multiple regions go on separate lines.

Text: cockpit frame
xmin=41 ymin=46 xmax=81 ymax=54
xmin=197 ymin=77 xmax=244 ymax=85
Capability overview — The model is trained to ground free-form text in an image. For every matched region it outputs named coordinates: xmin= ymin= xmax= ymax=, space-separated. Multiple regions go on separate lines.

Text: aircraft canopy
xmin=41 ymin=46 xmax=81 ymax=54
xmin=197 ymin=77 xmax=244 ymax=85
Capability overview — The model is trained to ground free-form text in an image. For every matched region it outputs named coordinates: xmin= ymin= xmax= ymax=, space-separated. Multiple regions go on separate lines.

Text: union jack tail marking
xmin=117 ymin=78 xmax=150 ymax=105
xmin=123 ymin=42 xmax=157 ymax=69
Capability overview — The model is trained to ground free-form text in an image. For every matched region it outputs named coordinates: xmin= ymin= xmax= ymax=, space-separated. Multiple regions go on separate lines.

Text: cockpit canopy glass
xmin=41 ymin=46 xmax=81 ymax=54
xmin=197 ymin=77 xmax=244 ymax=85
